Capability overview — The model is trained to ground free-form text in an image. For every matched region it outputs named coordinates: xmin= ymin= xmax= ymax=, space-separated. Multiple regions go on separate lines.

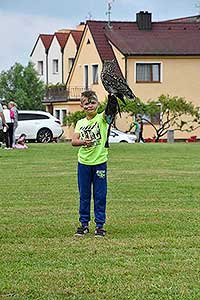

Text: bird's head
xmin=102 ymin=59 xmax=116 ymax=71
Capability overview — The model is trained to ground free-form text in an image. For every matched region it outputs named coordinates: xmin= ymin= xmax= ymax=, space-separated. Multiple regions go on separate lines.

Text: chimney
xmin=76 ymin=22 xmax=85 ymax=31
xmin=136 ymin=11 xmax=152 ymax=30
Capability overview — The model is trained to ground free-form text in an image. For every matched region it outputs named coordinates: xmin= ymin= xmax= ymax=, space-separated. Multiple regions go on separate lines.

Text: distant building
xmin=30 ymin=28 xmax=83 ymax=86
xmin=30 ymin=34 xmax=54 ymax=84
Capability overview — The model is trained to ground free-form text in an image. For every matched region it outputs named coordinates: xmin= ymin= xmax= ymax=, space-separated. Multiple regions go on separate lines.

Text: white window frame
xmin=52 ymin=59 xmax=59 ymax=74
xmin=91 ymin=64 xmax=99 ymax=84
xmin=53 ymin=108 xmax=67 ymax=125
xmin=134 ymin=61 xmax=163 ymax=83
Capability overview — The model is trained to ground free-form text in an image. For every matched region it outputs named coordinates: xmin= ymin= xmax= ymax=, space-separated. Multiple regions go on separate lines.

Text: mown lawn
xmin=0 ymin=142 xmax=200 ymax=300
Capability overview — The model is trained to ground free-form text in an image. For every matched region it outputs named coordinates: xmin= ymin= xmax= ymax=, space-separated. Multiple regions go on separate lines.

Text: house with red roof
xmin=30 ymin=27 xmax=83 ymax=124
xmin=30 ymin=34 xmax=54 ymax=84
xmin=65 ymin=11 xmax=200 ymax=139
xmin=30 ymin=12 xmax=200 ymax=139
xmin=46 ymin=30 xmax=83 ymax=123
xmin=30 ymin=29 xmax=82 ymax=86
xmin=48 ymin=31 xmax=70 ymax=85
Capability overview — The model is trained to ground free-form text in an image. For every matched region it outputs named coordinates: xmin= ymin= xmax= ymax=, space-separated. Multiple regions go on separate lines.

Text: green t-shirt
xmin=75 ymin=112 xmax=108 ymax=165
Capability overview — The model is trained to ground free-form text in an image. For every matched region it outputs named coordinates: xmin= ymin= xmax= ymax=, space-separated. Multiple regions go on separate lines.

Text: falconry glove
xmin=105 ymin=94 xmax=119 ymax=124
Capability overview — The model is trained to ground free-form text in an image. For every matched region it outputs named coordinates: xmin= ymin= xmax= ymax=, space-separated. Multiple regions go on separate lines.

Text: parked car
xmin=109 ymin=128 xmax=137 ymax=143
xmin=14 ymin=110 xmax=63 ymax=143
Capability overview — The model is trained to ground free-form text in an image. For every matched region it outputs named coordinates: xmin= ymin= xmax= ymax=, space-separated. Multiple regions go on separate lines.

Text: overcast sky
xmin=0 ymin=0 xmax=198 ymax=72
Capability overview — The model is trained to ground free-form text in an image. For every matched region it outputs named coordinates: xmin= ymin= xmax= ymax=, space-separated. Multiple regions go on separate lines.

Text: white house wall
xmin=30 ymin=38 xmax=47 ymax=84
xmin=48 ymin=37 xmax=63 ymax=84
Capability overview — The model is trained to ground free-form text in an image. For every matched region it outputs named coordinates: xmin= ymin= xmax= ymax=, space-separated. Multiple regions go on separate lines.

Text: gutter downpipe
xmin=124 ymin=55 xmax=128 ymax=82
xmin=61 ymin=48 xmax=64 ymax=84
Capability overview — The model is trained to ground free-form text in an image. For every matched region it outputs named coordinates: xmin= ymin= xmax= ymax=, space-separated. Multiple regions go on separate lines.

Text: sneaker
xmin=95 ymin=227 xmax=106 ymax=237
xmin=75 ymin=226 xmax=89 ymax=236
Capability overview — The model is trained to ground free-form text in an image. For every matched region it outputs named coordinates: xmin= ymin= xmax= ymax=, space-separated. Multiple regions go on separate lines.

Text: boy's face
xmin=81 ymin=96 xmax=99 ymax=115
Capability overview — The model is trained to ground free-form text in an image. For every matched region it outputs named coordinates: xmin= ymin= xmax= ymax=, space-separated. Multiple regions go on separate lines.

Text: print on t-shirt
xmin=80 ymin=122 xmax=101 ymax=145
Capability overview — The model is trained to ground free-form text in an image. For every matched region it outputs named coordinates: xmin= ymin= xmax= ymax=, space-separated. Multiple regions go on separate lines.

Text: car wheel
xmin=37 ymin=128 xmax=53 ymax=143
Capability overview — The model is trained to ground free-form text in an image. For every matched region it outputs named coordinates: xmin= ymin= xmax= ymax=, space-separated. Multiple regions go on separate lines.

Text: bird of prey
xmin=101 ymin=59 xmax=135 ymax=103
xmin=101 ymin=59 xmax=136 ymax=148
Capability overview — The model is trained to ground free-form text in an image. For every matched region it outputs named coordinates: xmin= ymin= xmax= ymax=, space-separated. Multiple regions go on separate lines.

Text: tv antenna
xmin=86 ymin=12 xmax=92 ymax=20
xmin=106 ymin=0 xmax=115 ymax=28
xmin=195 ymin=1 xmax=200 ymax=15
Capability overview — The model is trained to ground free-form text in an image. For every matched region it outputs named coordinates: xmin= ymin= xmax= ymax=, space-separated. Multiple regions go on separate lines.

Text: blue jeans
xmin=78 ymin=162 xmax=107 ymax=228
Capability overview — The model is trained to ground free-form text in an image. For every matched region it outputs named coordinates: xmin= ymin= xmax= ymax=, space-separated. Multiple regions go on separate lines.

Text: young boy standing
xmin=72 ymin=90 xmax=110 ymax=237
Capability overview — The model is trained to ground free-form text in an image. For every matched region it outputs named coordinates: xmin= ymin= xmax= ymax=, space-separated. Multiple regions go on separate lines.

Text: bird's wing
xmin=102 ymin=72 xmax=135 ymax=99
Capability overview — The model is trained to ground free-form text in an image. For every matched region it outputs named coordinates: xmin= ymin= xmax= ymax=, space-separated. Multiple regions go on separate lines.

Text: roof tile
xmin=40 ymin=34 xmax=54 ymax=50
xmin=87 ymin=20 xmax=200 ymax=57
xmin=55 ymin=32 xmax=70 ymax=49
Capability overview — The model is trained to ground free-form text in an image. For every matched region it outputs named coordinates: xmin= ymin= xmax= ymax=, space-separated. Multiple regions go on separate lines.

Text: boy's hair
xmin=81 ymin=90 xmax=98 ymax=103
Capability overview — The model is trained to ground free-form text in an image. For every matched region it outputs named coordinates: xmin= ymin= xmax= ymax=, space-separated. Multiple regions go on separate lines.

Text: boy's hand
xmin=83 ymin=139 xmax=94 ymax=147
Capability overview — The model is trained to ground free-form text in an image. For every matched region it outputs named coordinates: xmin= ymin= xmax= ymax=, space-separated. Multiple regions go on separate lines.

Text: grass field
xmin=0 ymin=142 xmax=200 ymax=300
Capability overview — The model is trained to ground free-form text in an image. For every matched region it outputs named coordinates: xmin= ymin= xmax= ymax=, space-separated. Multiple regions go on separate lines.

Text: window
xmin=18 ymin=113 xmax=49 ymax=121
xmin=84 ymin=65 xmax=89 ymax=90
xmin=136 ymin=63 xmax=160 ymax=83
xmin=54 ymin=109 xmax=67 ymax=125
xmin=68 ymin=58 xmax=74 ymax=72
xmin=92 ymin=65 xmax=98 ymax=84
xmin=53 ymin=59 xmax=59 ymax=74
xmin=62 ymin=109 xmax=67 ymax=125
xmin=54 ymin=110 xmax=60 ymax=120
xmin=37 ymin=61 xmax=43 ymax=75
xmin=62 ymin=109 xmax=67 ymax=118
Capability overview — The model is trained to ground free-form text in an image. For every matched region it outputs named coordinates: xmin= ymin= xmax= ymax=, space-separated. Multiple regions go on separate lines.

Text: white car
xmin=109 ymin=128 xmax=136 ymax=143
xmin=15 ymin=110 xmax=63 ymax=143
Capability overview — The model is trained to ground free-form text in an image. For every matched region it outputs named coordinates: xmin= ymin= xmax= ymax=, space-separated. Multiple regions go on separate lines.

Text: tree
xmin=122 ymin=95 xmax=200 ymax=142
xmin=63 ymin=94 xmax=200 ymax=142
xmin=145 ymin=95 xmax=200 ymax=141
xmin=0 ymin=62 xmax=45 ymax=109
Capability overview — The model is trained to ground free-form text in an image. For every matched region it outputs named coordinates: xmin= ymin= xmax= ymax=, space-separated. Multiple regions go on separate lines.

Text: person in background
xmin=15 ymin=133 xmax=28 ymax=149
xmin=0 ymin=99 xmax=8 ymax=148
xmin=8 ymin=101 xmax=18 ymax=147
xmin=133 ymin=117 xmax=140 ymax=142
xmin=3 ymin=104 xmax=14 ymax=149
xmin=138 ymin=118 xmax=145 ymax=143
